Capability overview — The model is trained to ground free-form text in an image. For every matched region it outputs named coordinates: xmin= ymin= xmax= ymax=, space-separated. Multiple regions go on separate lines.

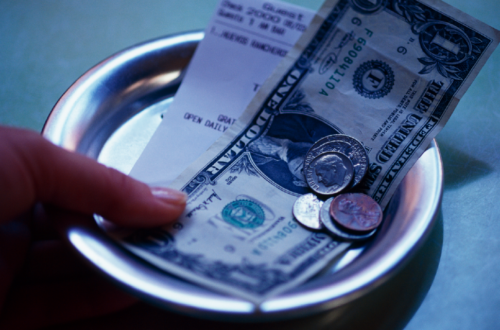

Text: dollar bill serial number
xmin=319 ymin=22 xmax=373 ymax=97
xmin=251 ymin=220 xmax=299 ymax=256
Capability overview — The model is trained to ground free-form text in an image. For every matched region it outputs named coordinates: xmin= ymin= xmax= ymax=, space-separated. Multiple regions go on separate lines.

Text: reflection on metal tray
xmin=42 ymin=31 xmax=443 ymax=321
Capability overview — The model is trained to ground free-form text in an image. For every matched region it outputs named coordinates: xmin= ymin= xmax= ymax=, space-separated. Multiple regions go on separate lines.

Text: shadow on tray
xmin=437 ymin=139 xmax=493 ymax=190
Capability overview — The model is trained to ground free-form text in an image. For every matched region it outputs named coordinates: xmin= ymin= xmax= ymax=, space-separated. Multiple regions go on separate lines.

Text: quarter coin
xmin=330 ymin=193 xmax=383 ymax=232
xmin=305 ymin=135 xmax=368 ymax=187
xmin=305 ymin=152 xmax=354 ymax=195
xmin=292 ymin=193 xmax=324 ymax=230
xmin=320 ymin=197 xmax=377 ymax=241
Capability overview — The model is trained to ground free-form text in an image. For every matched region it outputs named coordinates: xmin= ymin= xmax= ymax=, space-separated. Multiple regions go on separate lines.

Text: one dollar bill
xmin=118 ymin=0 xmax=499 ymax=302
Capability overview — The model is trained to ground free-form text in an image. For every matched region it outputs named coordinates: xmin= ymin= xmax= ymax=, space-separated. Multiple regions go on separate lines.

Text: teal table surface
xmin=1 ymin=1 xmax=500 ymax=329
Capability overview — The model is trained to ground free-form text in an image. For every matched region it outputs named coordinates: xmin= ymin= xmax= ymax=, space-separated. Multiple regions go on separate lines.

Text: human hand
xmin=0 ymin=126 xmax=187 ymax=329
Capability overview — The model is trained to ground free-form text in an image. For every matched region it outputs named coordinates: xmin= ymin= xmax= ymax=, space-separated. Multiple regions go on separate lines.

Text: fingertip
xmin=141 ymin=187 xmax=187 ymax=226
xmin=104 ymin=186 xmax=187 ymax=228
xmin=150 ymin=203 xmax=185 ymax=226
xmin=151 ymin=187 xmax=187 ymax=206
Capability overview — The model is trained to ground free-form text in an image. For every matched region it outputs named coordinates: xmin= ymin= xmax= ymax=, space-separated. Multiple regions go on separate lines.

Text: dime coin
xmin=292 ymin=193 xmax=324 ymax=230
xmin=330 ymin=193 xmax=383 ymax=232
xmin=320 ymin=197 xmax=377 ymax=241
xmin=305 ymin=152 xmax=354 ymax=195
xmin=305 ymin=135 xmax=368 ymax=187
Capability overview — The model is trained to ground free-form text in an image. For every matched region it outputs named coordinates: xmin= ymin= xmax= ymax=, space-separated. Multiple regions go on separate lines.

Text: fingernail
xmin=151 ymin=187 xmax=187 ymax=205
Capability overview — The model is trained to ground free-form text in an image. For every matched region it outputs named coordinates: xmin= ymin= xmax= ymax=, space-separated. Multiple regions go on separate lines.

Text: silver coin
xmin=305 ymin=135 xmax=368 ymax=187
xmin=305 ymin=152 xmax=354 ymax=195
xmin=292 ymin=193 xmax=324 ymax=230
xmin=319 ymin=197 xmax=377 ymax=241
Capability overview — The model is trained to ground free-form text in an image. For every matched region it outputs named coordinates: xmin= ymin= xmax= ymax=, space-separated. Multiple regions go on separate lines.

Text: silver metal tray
xmin=43 ymin=31 xmax=443 ymax=321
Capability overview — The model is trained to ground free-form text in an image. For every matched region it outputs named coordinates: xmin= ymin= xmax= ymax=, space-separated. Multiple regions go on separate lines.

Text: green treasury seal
xmin=222 ymin=200 xmax=265 ymax=229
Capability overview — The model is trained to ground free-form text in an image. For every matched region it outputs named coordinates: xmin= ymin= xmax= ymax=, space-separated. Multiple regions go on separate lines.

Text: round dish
xmin=43 ymin=31 xmax=443 ymax=321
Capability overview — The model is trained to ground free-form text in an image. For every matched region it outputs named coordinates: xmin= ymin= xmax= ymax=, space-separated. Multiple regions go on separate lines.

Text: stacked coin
xmin=293 ymin=134 xmax=383 ymax=241
xmin=319 ymin=193 xmax=382 ymax=241
xmin=304 ymin=135 xmax=368 ymax=195
xmin=330 ymin=193 xmax=382 ymax=233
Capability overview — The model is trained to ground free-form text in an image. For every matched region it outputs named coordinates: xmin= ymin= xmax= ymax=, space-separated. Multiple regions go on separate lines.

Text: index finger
xmin=0 ymin=126 xmax=186 ymax=227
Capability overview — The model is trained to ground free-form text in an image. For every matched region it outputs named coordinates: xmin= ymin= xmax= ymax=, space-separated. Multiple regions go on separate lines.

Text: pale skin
xmin=0 ymin=126 xmax=187 ymax=329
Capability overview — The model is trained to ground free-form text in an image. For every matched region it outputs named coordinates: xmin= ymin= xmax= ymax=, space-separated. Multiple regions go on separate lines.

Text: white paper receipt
xmin=130 ymin=0 xmax=314 ymax=185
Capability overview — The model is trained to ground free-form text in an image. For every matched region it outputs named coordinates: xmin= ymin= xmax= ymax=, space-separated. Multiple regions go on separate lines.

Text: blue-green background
xmin=1 ymin=1 xmax=499 ymax=329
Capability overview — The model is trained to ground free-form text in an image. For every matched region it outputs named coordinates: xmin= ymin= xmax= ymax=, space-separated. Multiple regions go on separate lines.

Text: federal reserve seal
xmin=353 ymin=60 xmax=395 ymax=99
xmin=222 ymin=200 xmax=265 ymax=229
